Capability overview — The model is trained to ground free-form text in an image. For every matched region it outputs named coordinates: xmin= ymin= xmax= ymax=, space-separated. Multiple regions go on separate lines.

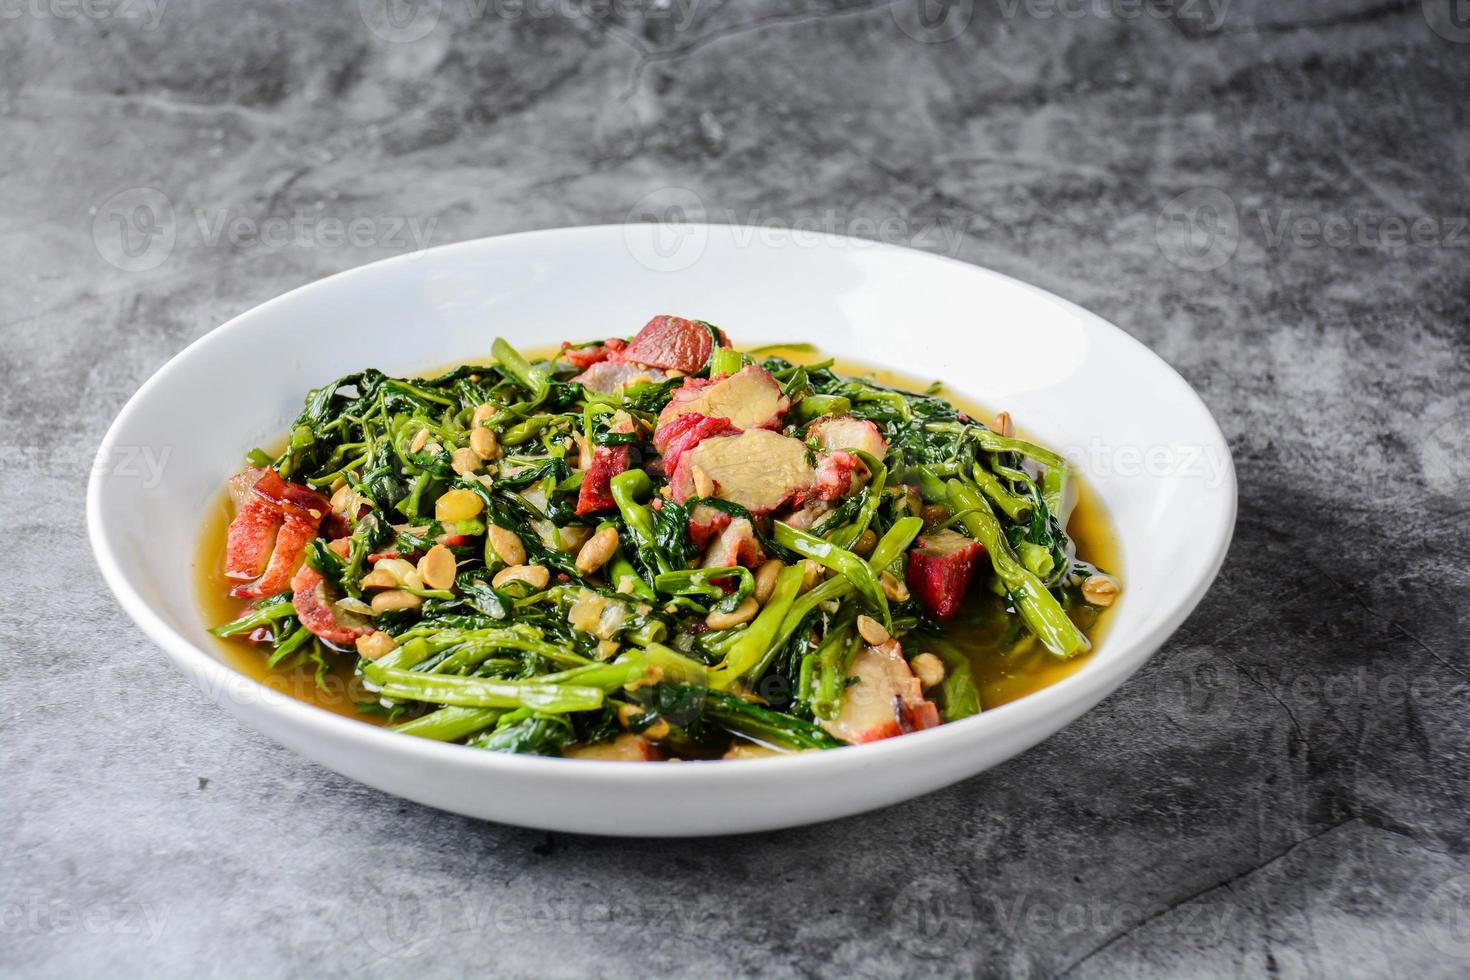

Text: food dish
xmin=205 ymin=314 xmax=1122 ymax=760
xmin=88 ymin=225 xmax=1234 ymax=833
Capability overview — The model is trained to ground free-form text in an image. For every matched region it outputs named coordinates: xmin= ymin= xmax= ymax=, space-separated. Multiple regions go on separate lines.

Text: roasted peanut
xmin=911 ymin=652 xmax=945 ymax=689
xmin=371 ymin=589 xmax=422 ymax=614
xmin=920 ymin=503 xmax=949 ymax=529
xmin=487 ymin=525 xmax=526 ymax=566
xmin=450 ymin=446 xmax=482 ymax=476
xmin=359 ymin=568 xmax=399 ymax=590
xmin=409 ymin=428 xmax=431 ymax=453
xmin=991 ymin=411 xmax=1014 ymax=438
xmin=857 ymin=614 xmax=890 ymax=646
xmin=753 ymin=559 xmax=785 ymax=605
xmin=417 ymin=544 xmax=457 ymax=591
xmin=879 ymin=569 xmax=909 ymax=602
xmin=853 ymin=528 xmax=878 ymax=557
xmin=706 ymin=597 xmax=759 ymax=630
xmin=470 ymin=425 xmax=499 ymax=461
xmin=797 ymin=559 xmax=823 ymax=594
xmin=1082 ymin=574 xmax=1120 ymax=607
xmin=575 ymin=527 xmax=619 ymax=576
xmin=472 ymin=403 xmax=496 ymax=426
xmin=361 ymin=558 xmax=421 ymax=591
xmin=492 ymin=564 xmax=550 ymax=591
xmin=355 ymin=632 xmax=398 ymax=661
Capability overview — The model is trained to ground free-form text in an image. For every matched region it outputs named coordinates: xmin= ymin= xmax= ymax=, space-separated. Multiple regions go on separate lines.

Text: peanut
xmin=470 ymin=425 xmax=499 ymax=461
xmin=857 ymin=614 xmax=890 ymax=646
xmin=362 ymin=558 xmax=421 ymax=591
xmin=911 ymin=652 xmax=945 ymax=689
xmin=359 ymin=569 xmax=399 ymax=590
xmin=409 ymin=428 xmax=430 ymax=453
xmin=355 ymin=632 xmax=398 ymax=661
xmin=417 ymin=544 xmax=457 ymax=591
xmin=575 ymin=527 xmax=619 ymax=576
xmin=753 ymin=559 xmax=785 ymax=605
xmin=492 ymin=564 xmax=550 ymax=591
xmin=487 ymin=525 xmax=526 ymax=566
xmin=450 ymin=446 xmax=482 ymax=476
xmin=992 ymin=411 xmax=1014 ymax=438
xmin=472 ymin=402 xmax=496 ymax=426
xmin=879 ymin=569 xmax=909 ymax=602
xmin=370 ymin=589 xmax=422 ymax=614
xmin=706 ymin=597 xmax=759 ymax=630
xmin=1082 ymin=574 xmax=1120 ymax=607
xmin=853 ymin=528 xmax=878 ymax=557
xmin=920 ymin=503 xmax=949 ymax=529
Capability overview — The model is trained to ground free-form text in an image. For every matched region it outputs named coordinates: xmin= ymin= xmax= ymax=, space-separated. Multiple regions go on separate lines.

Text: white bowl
xmin=88 ymin=224 xmax=1235 ymax=836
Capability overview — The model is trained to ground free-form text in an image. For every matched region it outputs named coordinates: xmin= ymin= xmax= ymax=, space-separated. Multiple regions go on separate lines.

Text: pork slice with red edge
xmin=226 ymin=498 xmax=282 ymax=582
xmin=807 ymin=415 xmax=888 ymax=459
xmin=804 ymin=450 xmax=867 ymax=503
xmin=560 ymin=337 xmax=626 ymax=370
xmin=290 ymin=538 xmax=371 ymax=648
xmin=250 ymin=467 xmax=332 ymax=521
xmin=654 ymin=412 xmax=740 ymax=476
xmin=229 ymin=469 xmax=332 ymax=600
xmin=563 ymin=733 xmax=663 ymax=761
xmin=669 ymin=429 xmax=814 ymax=514
xmin=225 ymin=467 xmax=280 ymax=580
xmin=699 ymin=516 xmax=764 ymax=570
xmin=621 ymin=315 xmax=727 ymax=374
xmin=575 ymin=413 xmax=637 ymax=516
xmin=687 ymin=503 xmax=732 ymax=548
xmin=819 ymin=639 xmax=940 ymax=744
xmin=575 ymin=444 xmax=631 ymax=515
xmin=657 ymin=364 xmax=790 ymax=432
xmin=572 ymin=360 xmax=667 ymax=394
xmin=905 ymin=528 xmax=985 ymax=621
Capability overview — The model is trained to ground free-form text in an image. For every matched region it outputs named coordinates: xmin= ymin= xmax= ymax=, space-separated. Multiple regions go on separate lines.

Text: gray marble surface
xmin=3 ymin=1 xmax=1468 ymax=976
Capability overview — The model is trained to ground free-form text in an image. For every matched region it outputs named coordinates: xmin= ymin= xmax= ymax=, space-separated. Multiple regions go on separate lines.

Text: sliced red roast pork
xmin=668 ymin=429 xmax=815 ymax=514
xmin=699 ymin=516 xmax=764 ymax=569
xmin=290 ymin=540 xmax=372 ymax=649
xmin=656 ymin=365 xmax=790 ymax=433
xmin=905 ymin=528 xmax=985 ymax=621
xmin=621 ymin=315 xmax=727 ymax=374
xmin=653 ymin=412 xmax=741 ymax=477
xmin=227 ymin=468 xmax=332 ymax=600
xmin=572 ymin=359 xmax=667 ymax=394
xmin=576 ymin=413 xmax=637 ymax=516
xmin=807 ymin=415 xmax=888 ymax=459
xmin=818 ymin=639 xmax=940 ymax=743
xmin=805 ymin=450 xmax=868 ymax=502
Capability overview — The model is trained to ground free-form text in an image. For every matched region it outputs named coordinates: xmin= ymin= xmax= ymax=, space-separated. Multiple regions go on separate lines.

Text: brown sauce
xmin=194 ymin=346 xmax=1122 ymax=723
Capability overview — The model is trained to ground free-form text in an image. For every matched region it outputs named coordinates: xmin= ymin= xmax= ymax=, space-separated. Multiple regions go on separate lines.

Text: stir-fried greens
xmin=210 ymin=315 xmax=1121 ymax=760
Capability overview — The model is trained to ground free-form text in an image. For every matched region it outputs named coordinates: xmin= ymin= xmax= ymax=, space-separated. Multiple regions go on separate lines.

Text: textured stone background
xmin=3 ymin=0 xmax=1468 ymax=976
